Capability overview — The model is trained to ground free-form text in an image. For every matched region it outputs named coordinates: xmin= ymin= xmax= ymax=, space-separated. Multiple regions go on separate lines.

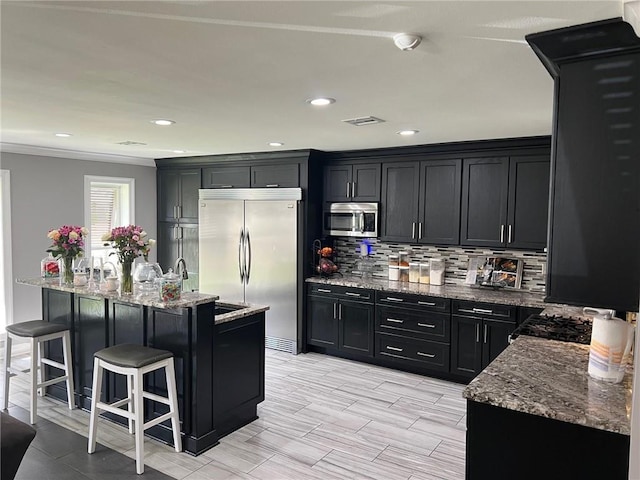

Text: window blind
xmin=90 ymin=186 xmax=117 ymax=249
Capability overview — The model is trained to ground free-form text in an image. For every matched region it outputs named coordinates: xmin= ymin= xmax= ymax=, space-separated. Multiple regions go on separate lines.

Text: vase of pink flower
xmin=102 ymin=225 xmax=156 ymax=294
xmin=46 ymin=225 xmax=89 ymax=285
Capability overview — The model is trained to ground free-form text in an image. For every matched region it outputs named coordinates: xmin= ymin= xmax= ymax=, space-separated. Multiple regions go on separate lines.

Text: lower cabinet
xmin=451 ymin=300 xmax=517 ymax=378
xmin=307 ymin=286 xmax=374 ymax=357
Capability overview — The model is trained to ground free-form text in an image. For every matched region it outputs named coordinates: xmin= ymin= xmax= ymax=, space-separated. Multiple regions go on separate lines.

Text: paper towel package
xmin=587 ymin=313 xmax=635 ymax=383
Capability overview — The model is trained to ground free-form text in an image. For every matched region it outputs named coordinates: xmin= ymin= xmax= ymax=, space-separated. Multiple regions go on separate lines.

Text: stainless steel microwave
xmin=323 ymin=203 xmax=379 ymax=238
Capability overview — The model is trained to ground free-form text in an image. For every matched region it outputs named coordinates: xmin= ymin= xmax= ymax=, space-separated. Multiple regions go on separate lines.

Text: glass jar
xmin=429 ymin=258 xmax=445 ymax=285
xmin=160 ymin=269 xmax=182 ymax=302
xmin=41 ymin=254 xmax=61 ymax=279
xmin=388 ymin=254 xmax=399 ymax=267
xmin=134 ymin=261 xmax=163 ymax=298
xmin=399 ymin=266 xmax=409 ymax=282
xmin=388 ymin=265 xmax=399 ymax=281
xmin=409 ymin=262 xmax=420 ymax=283
xmin=398 ymin=251 xmax=410 ymax=267
xmin=419 ymin=263 xmax=430 ymax=284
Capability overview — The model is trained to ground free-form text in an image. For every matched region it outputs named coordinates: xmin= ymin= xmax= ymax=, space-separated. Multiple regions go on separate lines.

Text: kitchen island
xmin=463 ymin=335 xmax=632 ymax=479
xmin=17 ymin=278 xmax=269 ymax=456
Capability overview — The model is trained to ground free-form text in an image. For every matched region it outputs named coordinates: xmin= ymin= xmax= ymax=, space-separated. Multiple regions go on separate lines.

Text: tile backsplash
xmin=332 ymin=238 xmax=547 ymax=293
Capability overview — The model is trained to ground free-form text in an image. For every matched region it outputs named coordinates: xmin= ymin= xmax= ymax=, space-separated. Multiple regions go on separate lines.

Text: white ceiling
xmin=0 ymin=1 xmax=624 ymax=166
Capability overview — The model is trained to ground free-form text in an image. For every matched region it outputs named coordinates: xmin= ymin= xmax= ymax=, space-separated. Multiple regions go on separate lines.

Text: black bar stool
xmin=87 ymin=344 xmax=182 ymax=475
xmin=2 ymin=320 xmax=75 ymax=424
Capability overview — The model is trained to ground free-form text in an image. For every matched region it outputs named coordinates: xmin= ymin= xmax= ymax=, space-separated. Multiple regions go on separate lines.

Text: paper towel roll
xmin=588 ymin=314 xmax=635 ymax=383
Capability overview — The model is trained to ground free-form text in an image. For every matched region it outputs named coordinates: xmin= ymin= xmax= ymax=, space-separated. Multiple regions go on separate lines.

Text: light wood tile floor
xmin=1 ymin=347 xmax=467 ymax=479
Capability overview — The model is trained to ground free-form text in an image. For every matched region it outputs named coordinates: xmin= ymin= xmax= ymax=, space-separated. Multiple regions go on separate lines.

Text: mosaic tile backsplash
xmin=331 ymin=238 xmax=547 ymax=293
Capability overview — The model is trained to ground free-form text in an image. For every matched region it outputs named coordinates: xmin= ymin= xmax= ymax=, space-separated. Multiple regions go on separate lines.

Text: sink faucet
xmin=174 ymin=258 xmax=189 ymax=280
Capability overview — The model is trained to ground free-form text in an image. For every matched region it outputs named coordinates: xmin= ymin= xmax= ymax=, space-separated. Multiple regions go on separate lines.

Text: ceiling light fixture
xmin=397 ymin=129 xmax=419 ymax=136
xmin=307 ymin=97 xmax=335 ymax=106
xmin=268 ymin=142 xmax=284 ymax=147
xmin=151 ymin=119 xmax=175 ymax=126
xmin=393 ymin=33 xmax=422 ymax=51
xmin=54 ymin=133 xmax=72 ymax=137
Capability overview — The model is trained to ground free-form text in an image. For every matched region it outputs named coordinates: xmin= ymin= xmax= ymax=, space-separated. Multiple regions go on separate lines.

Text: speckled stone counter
xmin=463 ymin=335 xmax=633 ymax=435
xmin=215 ymin=301 xmax=270 ymax=325
xmin=17 ymin=278 xmax=219 ymax=309
xmin=306 ymin=275 xmax=548 ymax=307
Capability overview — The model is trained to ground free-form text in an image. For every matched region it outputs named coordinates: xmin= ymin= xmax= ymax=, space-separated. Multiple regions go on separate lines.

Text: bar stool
xmin=87 ymin=344 xmax=182 ymax=475
xmin=2 ymin=320 xmax=75 ymax=424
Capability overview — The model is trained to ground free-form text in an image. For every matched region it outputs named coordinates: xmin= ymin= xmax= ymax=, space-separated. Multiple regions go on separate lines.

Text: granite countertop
xmin=214 ymin=301 xmax=270 ymax=325
xmin=463 ymin=335 xmax=633 ymax=435
xmin=17 ymin=278 xmax=219 ymax=309
xmin=306 ymin=275 xmax=548 ymax=308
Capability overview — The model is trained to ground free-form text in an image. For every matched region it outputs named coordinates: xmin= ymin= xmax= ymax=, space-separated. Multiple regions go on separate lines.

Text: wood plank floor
xmin=2 ymin=347 xmax=467 ymax=479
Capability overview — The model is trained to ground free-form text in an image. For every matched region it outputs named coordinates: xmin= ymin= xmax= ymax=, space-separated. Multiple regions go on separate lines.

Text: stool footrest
xmin=38 ymin=375 xmax=68 ymax=389
xmin=142 ymin=391 xmax=172 ymax=405
xmin=108 ymin=397 xmax=132 ymax=409
xmin=40 ymin=358 xmax=66 ymax=371
xmin=96 ymin=402 xmax=135 ymax=421
xmin=144 ymin=412 xmax=174 ymax=430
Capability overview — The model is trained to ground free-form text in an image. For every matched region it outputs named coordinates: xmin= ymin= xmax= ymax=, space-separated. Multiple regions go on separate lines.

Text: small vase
xmin=62 ymin=256 xmax=74 ymax=285
xmin=121 ymin=260 xmax=133 ymax=294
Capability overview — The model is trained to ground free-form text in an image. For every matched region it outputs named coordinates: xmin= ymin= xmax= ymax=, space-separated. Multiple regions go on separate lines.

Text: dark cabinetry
xmin=380 ymin=159 xmax=462 ymax=244
xmin=158 ymin=169 xmax=200 ymax=223
xmin=307 ymin=285 xmax=374 ymax=357
xmin=157 ymin=222 xmax=198 ymax=279
xmin=460 ymin=156 xmax=549 ymax=249
xmin=451 ymin=300 xmax=516 ymax=378
xmin=324 ymin=163 xmax=380 ymax=202
xmin=202 ymin=163 xmax=299 ymax=189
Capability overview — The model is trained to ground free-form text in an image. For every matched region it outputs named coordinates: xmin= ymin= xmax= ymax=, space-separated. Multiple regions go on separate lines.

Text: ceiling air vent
xmin=116 ymin=140 xmax=147 ymax=146
xmin=342 ymin=116 xmax=386 ymax=126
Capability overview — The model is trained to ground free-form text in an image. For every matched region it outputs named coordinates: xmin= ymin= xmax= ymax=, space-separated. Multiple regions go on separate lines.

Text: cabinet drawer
xmin=376 ymin=291 xmax=450 ymax=313
xmin=308 ymin=284 xmax=373 ymax=303
xmin=376 ymin=333 xmax=449 ymax=372
xmin=452 ymin=300 xmax=517 ymax=321
xmin=376 ymin=306 xmax=450 ymax=343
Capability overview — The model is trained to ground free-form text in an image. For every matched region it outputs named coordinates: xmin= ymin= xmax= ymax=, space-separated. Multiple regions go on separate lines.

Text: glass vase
xmin=121 ymin=260 xmax=134 ymax=294
xmin=62 ymin=256 xmax=74 ymax=285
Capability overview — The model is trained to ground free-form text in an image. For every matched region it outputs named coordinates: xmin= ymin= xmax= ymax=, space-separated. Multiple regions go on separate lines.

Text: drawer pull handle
xmin=472 ymin=308 xmax=493 ymax=314
xmin=417 ymin=323 xmax=436 ymax=329
xmin=218 ymin=185 xmax=234 ymax=188
xmin=418 ymin=301 xmax=436 ymax=306
xmin=385 ymin=297 xmax=404 ymax=302
xmin=386 ymin=318 xmax=404 ymax=324
xmin=266 ymin=184 xmax=279 ymax=188
xmin=386 ymin=346 xmax=403 ymax=352
xmin=317 ymin=288 xmax=332 ymax=293
xmin=417 ymin=351 xmax=435 ymax=358
xmin=345 ymin=292 xmax=361 ymax=297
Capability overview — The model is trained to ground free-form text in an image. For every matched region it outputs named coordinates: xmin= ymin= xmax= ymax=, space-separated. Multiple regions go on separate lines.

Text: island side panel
xmin=466 ymin=400 xmax=630 ymax=479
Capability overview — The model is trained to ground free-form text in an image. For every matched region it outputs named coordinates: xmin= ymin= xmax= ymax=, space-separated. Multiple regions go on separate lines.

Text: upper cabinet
xmin=460 ymin=156 xmax=549 ymax=250
xmin=324 ymin=163 xmax=380 ymax=202
xmin=158 ymin=169 xmax=201 ymax=223
xmin=202 ymin=166 xmax=250 ymax=189
xmin=202 ymin=164 xmax=300 ymax=189
xmin=381 ymin=159 xmax=461 ymax=245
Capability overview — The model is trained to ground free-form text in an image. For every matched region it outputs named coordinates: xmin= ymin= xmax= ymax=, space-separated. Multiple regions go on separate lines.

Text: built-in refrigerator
xmin=198 ymin=188 xmax=302 ymax=354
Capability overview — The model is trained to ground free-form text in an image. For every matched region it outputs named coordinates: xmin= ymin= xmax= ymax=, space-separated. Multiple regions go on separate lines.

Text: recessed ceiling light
xmin=307 ymin=97 xmax=335 ymax=106
xmin=54 ymin=133 xmax=72 ymax=137
xmin=172 ymin=150 xmax=186 ymax=154
xmin=397 ymin=129 xmax=419 ymax=136
xmin=151 ymin=119 xmax=175 ymax=126
xmin=268 ymin=142 xmax=284 ymax=147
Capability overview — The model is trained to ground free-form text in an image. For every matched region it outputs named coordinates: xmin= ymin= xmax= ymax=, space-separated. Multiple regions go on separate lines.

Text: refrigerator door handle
xmin=238 ymin=229 xmax=245 ymax=283
xmin=246 ymin=230 xmax=252 ymax=284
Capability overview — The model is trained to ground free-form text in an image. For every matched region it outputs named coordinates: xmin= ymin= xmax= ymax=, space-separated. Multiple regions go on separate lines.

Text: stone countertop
xmin=214 ymin=301 xmax=270 ymax=325
xmin=17 ymin=278 xmax=219 ymax=310
xmin=306 ymin=275 xmax=548 ymax=308
xmin=463 ymin=335 xmax=633 ymax=435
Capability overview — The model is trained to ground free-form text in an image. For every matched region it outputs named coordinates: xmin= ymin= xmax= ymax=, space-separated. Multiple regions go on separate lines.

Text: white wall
xmin=0 ymin=152 xmax=156 ymax=324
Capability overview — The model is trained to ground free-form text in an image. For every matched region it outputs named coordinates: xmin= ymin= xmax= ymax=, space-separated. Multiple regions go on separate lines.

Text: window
xmin=84 ymin=176 xmax=135 ymax=263
xmin=0 ymin=170 xmax=13 ymax=332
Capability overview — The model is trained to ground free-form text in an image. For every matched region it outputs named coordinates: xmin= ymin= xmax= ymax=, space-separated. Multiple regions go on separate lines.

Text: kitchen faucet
xmin=174 ymin=258 xmax=189 ymax=280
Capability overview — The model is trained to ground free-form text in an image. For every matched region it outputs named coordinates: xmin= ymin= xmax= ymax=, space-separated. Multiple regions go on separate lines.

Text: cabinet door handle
xmin=173 ymin=205 xmax=178 ymax=219
xmin=417 ymin=351 xmax=435 ymax=358
xmin=317 ymin=288 xmax=332 ymax=293
xmin=266 ymin=184 xmax=279 ymax=188
xmin=500 ymin=224 xmax=505 ymax=243
xmin=418 ymin=222 xmax=423 ymax=240
xmin=418 ymin=301 xmax=436 ymax=306
xmin=484 ymin=324 xmax=488 ymax=343
xmin=386 ymin=318 xmax=404 ymax=324
xmin=352 ymin=182 xmax=356 ymax=198
xmin=219 ymin=185 xmax=234 ymax=188
xmin=333 ymin=303 xmax=337 ymax=319
xmin=177 ymin=205 xmax=182 ymax=219
xmin=385 ymin=297 xmax=404 ymax=302
xmin=412 ymin=222 xmax=416 ymax=239
xmin=338 ymin=303 xmax=342 ymax=320
xmin=346 ymin=182 xmax=351 ymax=198
xmin=417 ymin=323 xmax=436 ymax=329
xmin=345 ymin=292 xmax=361 ymax=297
xmin=476 ymin=323 xmax=480 ymax=343
xmin=508 ymin=224 xmax=513 ymax=244
xmin=472 ymin=308 xmax=493 ymax=315
xmin=386 ymin=346 xmax=403 ymax=352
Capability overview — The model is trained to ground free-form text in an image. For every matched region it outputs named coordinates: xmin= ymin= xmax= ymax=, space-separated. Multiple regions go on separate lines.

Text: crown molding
xmin=0 ymin=143 xmax=155 ymax=167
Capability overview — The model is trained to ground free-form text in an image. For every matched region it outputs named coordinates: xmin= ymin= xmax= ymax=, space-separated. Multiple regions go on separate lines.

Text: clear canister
xmin=399 ymin=266 xmax=409 ymax=282
xmin=388 ymin=254 xmax=399 ymax=267
xmin=398 ymin=251 xmax=410 ymax=267
xmin=429 ymin=258 xmax=445 ymax=286
xmin=419 ymin=263 xmax=430 ymax=284
xmin=389 ymin=265 xmax=399 ymax=281
xmin=160 ymin=269 xmax=182 ymax=302
xmin=409 ymin=262 xmax=420 ymax=283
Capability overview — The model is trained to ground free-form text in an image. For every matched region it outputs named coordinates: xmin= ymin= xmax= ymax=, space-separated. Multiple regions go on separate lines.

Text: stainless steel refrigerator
xmin=198 ymin=188 xmax=301 ymax=354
